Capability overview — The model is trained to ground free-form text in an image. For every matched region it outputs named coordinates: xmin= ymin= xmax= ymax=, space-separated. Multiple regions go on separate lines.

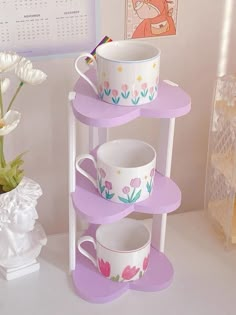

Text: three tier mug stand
xmin=68 ymin=70 xmax=191 ymax=303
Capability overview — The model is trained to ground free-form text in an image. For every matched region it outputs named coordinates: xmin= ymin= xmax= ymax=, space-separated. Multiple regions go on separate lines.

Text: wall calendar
xmin=0 ymin=0 xmax=97 ymax=57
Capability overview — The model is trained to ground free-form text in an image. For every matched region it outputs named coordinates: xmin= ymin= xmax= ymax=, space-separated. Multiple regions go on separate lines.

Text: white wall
xmin=4 ymin=0 xmax=235 ymax=234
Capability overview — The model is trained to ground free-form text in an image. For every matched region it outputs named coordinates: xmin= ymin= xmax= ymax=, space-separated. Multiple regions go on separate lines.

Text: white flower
xmin=0 ymin=78 xmax=10 ymax=94
xmin=16 ymin=57 xmax=32 ymax=71
xmin=15 ymin=58 xmax=47 ymax=85
xmin=0 ymin=52 xmax=20 ymax=73
xmin=0 ymin=110 xmax=21 ymax=136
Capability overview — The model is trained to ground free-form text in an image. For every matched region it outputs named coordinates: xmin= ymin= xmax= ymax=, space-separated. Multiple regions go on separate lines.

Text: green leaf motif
xmin=99 ymin=178 xmax=105 ymax=194
xmin=112 ymin=97 xmax=120 ymax=104
xmin=139 ymin=271 xmax=143 ymax=279
xmin=141 ymin=90 xmax=148 ymax=97
xmin=131 ymin=97 xmax=140 ymax=105
xmin=99 ymin=92 xmax=104 ymax=100
xmin=118 ymin=196 xmax=130 ymax=203
xmin=131 ymin=189 xmax=142 ymax=203
xmin=121 ymin=91 xmax=130 ymax=99
xmin=106 ymin=192 xmax=115 ymax=200
xmin=110 ymin=275 xmax=120 ymax=282
xmin=105 ymin=89 xmax=111 ymax=96
xmin=146 ymin=181 xmax=151 ymax=193
xmin=149 ymin=94 xmax=154 ymax=101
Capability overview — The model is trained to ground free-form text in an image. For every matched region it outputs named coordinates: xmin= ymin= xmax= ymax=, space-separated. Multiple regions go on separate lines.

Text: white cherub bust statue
xmin=0 ymin=177 xmax=47 ymax=279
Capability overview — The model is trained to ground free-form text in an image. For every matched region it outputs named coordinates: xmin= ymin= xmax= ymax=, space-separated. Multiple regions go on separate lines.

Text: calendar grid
xmin=14 ymin=0 xmax=48 ymax=10
xmin=0 ymin=0 xmax=97 ymax=57
xmin=0 ymin=21 xmax=10 ymax=44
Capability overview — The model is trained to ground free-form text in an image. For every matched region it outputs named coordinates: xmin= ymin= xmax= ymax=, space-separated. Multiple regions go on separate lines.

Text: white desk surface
xmin=1 ymin=211 xmax=236 ymax=315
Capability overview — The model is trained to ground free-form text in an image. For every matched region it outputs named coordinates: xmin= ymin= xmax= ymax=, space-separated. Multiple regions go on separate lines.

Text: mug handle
xmin=75 ymin=154 xmax=97 ymax=188
xmin=77 ymin=236 xmax=97 ymax=267
xmin=74 ymin=53 xmax=98 ymax=95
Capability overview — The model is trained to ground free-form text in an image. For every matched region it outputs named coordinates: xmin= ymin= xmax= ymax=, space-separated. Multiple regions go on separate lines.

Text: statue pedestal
xmin=0 ymin=177 xmax=47 ymax=281
xmin=0 ymin=260 xmax=40 ymax=280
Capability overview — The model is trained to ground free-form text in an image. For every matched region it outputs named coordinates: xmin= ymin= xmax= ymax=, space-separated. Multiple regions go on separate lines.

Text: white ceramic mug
xmin=74 ymin=40 xmax=160 ymax=106
xmin=78 ymin=218 xmax=151 ymax=282
xmin=75 ymin=139 xmax=156 ymax=204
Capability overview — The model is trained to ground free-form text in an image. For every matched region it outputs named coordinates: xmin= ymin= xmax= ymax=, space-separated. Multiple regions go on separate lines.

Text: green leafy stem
xmin=7 ymin=81 xmax=24 ymax=112
xmin=0 ymin=82 xmax=25 ymax=193
xmin=0 ymin=152 xmax=25 ymax=193
xmin=0 ymin=84 xmax=3 ymax=118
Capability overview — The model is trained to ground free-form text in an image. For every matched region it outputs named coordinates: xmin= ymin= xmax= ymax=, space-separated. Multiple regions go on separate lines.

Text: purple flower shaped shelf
xmin=72 ymin=148 xmax=181 ymax=224
xmin=71 ymin=70 xmax=191 ymax=303
xmin=72 ymin=70 xmax=191 ymax=127
xmin=72 ymin=225 xmax=173 ymax=304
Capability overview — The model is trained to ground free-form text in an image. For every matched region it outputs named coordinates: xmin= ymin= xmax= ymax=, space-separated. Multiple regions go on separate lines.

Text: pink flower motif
xmin=105 ymin=181 xmax=112 ymax=190
xmin=149 ymin=87 xmax=154 ymax=94
xmin=104 ymin=81 xmax=109 ymax=89
xmin=98 ymin=258 xmax=111 ymax=277
xmin=150 ymin=168 xmax=155 ymax=177
xmin=112 ymin=89 xmax=118 ymax=97
xmin=132 ymin=90 xmax=139 ymax=98
xmin=130 ymin=178 xmax=141 ymax=188
xmin=122 ymin=186 xmax=130 ymax=194
xmin=141 ymin=83 xmax=147 ymax=90
xmin=122 ymin=84 xmax=128 ymax=92
xmin=143 ymin=255 xmax=149 ymax=271
xmin=122 ymin=265 xmax=140 ymax=280
xmin=99 ymin=168 xmax=106 ymax=178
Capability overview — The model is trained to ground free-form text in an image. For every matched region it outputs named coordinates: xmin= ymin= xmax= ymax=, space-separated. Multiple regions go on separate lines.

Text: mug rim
xmin=96 ymin=138 xmax=156 ymax=169
xmin=95 ymin=218 xmax=151 ymax=253
xmin=96 ymin=40 xmax=161 ymax=64
xmin=96 ymin=238 xmax=151 ymax=253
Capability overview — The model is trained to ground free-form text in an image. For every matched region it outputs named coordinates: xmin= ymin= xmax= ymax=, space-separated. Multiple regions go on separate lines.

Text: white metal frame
xmin=152 ymin=118 xmax=176 ymax=252
xmin=68 ymin=92 xmax=77 ymax=271
xmin=68 ymin=92 xmax=175 ymax=271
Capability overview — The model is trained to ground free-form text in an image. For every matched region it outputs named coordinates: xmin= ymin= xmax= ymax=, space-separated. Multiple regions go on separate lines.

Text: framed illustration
xmin=125 ymin=0 xmax=178 ymax=39
xmin=0 ymin=0 xmax=98 ymax=57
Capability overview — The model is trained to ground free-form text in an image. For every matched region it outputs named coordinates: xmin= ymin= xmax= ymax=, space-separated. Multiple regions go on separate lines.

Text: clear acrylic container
xmin=205 ymin=74 xmax=236 ymax=246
